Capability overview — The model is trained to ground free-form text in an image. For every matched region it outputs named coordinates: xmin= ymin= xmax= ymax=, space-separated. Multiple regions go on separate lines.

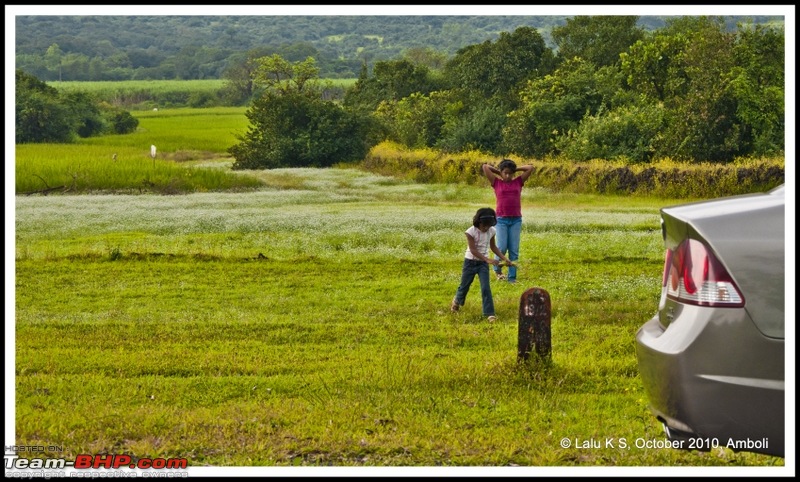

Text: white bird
xmin=150 ymin=145 xmax=157 ymax=159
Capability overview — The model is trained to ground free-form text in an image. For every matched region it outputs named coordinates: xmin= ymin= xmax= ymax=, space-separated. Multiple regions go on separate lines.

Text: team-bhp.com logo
xmin=6 ymin=447 xmax=188 ymax=477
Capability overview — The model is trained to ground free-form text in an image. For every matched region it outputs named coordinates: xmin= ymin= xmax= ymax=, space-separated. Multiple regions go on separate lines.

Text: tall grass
xmin=363 ymin=142 xmax=786 ymax=198
xmin=14 ymin=168 xmax=786 ymax=472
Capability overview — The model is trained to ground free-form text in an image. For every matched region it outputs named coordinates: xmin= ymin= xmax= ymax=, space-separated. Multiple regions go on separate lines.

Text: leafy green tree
xmin=438 ymin=26 xmax=556 ymax=154
xmin=61 ymin=52 xmax=92 ymax=81
xmin=375 ymin=91 xmax=450 ymax=149
xmin=15 ymin=69 xmax=75 ymax=143
xmin=437 ymin=103 xmax=508 ymax=155
xmin=343 ymin=58 xmax=441 ymax=115
xmin=251 ymin=54 xmax=323 ymax=95
xmin=230 ymin=91 xmax=368 ymax=169
xmin=557 ymin=100 xmax=666 ymax=163
xmin=728 ymin=23 xmax=784 ymax=155
xmin=658 ymin=17 xmax=740 ymax=161
xmin=621 ymin=16 xmax=761 ymax=162
xmin=16 ymin=69 xmax=139 ymax=143
xmin=62 ymin=91 xmax=107 ymax=138
xmin=552 ymin=16 xmax=645 ymax=67
xmin=44 ymin=43 xmax=64 ymax=81
xmin=620 ymin=31 xmax=687 ymax=102
xmin=443 ymin=26 xmax=556 ymax=106
xmin=402 ymin=46 xmax=448 ymax=70
xmin=502 ymin=58 xmax=613 ymax=157
xmin=230 ymin=56 xmax=370 ymax=169
xmin=277 ymin=42 xmax=319 ymax=62
xmin=105 ymin=109 xmax=139 ymax=134
xmin=221 ymin=47 xmax=274 ymax=104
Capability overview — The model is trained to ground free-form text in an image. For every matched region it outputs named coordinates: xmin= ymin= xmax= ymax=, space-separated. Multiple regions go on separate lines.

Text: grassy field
xmin=13 ymin=168 xmax=787 ymax=474
xmin=15 ymin=107 xmax=255 ymax=194
xmin=46 ymin=79 xmax=358 ymax=109
xmin=48 ymin=79 xmax=357 ymax=95
xmin=11 ymin=108 xmax=788 ymax=475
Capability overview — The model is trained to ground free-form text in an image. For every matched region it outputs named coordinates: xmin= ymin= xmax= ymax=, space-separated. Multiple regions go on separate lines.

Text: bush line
xmin=362 ymin=141 xmax=785 ymax=198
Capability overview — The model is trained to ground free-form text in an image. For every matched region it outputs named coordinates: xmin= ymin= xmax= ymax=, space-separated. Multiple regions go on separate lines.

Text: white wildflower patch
xmin=15 ymin=168 xmax=664 ymax=262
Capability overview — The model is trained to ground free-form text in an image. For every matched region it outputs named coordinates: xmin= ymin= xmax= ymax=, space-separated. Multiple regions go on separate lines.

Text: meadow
xmin=15 ymin=107 xmax=258 ymax=194
xmin=12 ymin=109 xmax=787 ymax=474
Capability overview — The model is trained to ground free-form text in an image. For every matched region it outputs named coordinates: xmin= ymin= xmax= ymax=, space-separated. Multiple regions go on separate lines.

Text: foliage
xmin=618 ymin=16 xmax=785 ymax=162
xmin=502 ymin=58 xmax=612 ymax=157
xmin=219 ymin=47 xmax=273 ymax=105
xmin=343 ymin=58 xmax=443 ymax=115
xmin=251 ymin=54 xmax=324 ymax=96
xmin=15 ymin=16 xmax=591 ymax=81
xmin=15 ymin=69 xmax=77 ymax=143
xmin=557 ymin=100 xmax=666 ymax=163
xmin=229 ymin=56 xmax=373 ymax=170
xmin=375 ymin=92 xmax=448 ymax=150
xmin=443 ymin=26 xmax=556 ymax=107
xmin=653 ymin=17 xmax=742 ymax=162
xmin=230 ymin=91 xmax=369 ymax=170
xmin=103 ymin=106 xmax=139 ymax=134
xmin=22 ymin=14 xmax=786 ymax=164
xmin=436 ymin=102 xmax=509 ymax=155
xmin=728 ymin=23 xmax=785 ymax=156
xmin=551 ymin=15 xmax=645 ymax=67
xmin=16 ymin=70 xmax=140 ymax=143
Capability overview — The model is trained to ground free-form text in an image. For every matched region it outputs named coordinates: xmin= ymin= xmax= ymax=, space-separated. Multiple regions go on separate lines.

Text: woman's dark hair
xmin=473 ymin=207 xmax=497 ymax=227
xmin=498 ymin=158 xmax=517 ymax=172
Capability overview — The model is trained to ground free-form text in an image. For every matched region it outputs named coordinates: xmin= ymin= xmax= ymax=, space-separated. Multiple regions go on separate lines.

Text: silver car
xmin=635 ymin=184 xmax=785 ymax=457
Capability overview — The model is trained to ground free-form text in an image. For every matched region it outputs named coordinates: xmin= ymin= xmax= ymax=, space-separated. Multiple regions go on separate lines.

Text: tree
xmin=229 ymin=55 xmax=371 ymax=169
xmin=15 ymin=69 xmax=75 ymax=142
xmin=44 ymin=43 xmax=63 ymax=81
xmin=552 ymin=16 xmax=645 ymax=67
xmin=402 ymin=46 xmax=448 ymax=70
xmin=230 ymin=91 xmax=369 ymax=169
xmin=728 ymin=24 xmax=785 ymax=155
xmin=439 ymin=26 xmax=557 ymax=154
xmin=62 ymin=91 xmax=107 ymax=138
xmin=221 ymin=47 xmax=275 ymax=104
xmin=343 ymin=58 xmax=440 ymax=115
xmin=502 ymin=58 xmax=612 ymax=157
xmin=15 ymin=69 xmax=139 ymax=143
xmin=251 ymin=54 xmax=323 ymax=96
xmin=443 ymin=26 xmax=555 ymax=106
xmin=621 ymin=16 xmax=755 ymax=162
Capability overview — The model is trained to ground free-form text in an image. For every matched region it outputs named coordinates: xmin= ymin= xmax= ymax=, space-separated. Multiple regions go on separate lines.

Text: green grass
xmin=49 ymin=79 xmax=229 ymax=94
xmin=14 ymin=168 xmax=785 ymax=471
xmin=15 ymin=107 xmax=257 ymax=194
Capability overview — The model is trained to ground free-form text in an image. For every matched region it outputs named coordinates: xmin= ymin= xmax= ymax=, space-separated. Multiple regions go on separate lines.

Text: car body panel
xmin=659 ymin=189 xmax=785 ymax=338
xmin=635 ymin=185 xmax=785 ymax=457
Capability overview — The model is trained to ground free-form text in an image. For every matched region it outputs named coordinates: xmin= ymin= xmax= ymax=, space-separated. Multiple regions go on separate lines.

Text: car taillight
xmin=664 ymin=239 xmax=744 ymax=307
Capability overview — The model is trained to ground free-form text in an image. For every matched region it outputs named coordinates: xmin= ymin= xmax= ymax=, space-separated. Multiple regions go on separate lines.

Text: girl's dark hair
xmin=498 ymin=158 xmax=517 ymax=172
xmin=473 ymin=207 xmax=497 ymax=227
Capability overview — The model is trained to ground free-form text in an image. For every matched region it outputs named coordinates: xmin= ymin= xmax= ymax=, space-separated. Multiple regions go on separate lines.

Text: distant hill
xmin=14 ymin=14 xmax=785 ymax=80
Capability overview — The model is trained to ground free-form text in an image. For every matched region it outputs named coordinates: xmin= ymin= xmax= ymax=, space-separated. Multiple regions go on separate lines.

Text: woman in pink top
xmin=481 ymin=159 xmax=533 ymax=283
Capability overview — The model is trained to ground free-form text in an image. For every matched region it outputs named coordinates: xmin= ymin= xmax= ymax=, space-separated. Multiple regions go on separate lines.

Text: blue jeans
xmin=493 ymin=216 xmax=522 ymax=281
xmin=454 ymin=259 xmax=495 ymax=317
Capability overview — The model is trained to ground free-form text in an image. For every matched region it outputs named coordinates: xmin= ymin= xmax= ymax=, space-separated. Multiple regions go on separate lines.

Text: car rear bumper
xmin=635 ymin=308 xmax=784 ymax=457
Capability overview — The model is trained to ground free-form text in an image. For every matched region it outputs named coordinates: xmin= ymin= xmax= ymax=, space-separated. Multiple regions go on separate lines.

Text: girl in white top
xmin=451 ymin=207 xmax=513 ymax=322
